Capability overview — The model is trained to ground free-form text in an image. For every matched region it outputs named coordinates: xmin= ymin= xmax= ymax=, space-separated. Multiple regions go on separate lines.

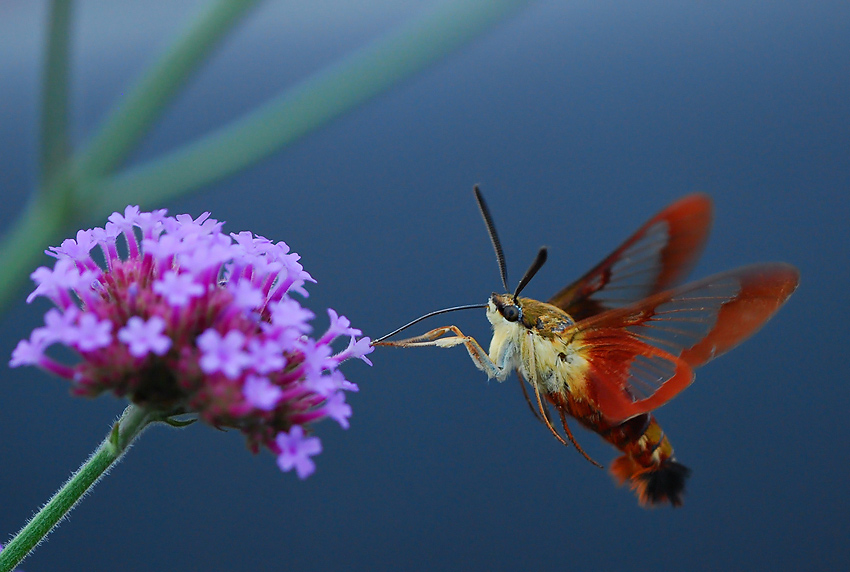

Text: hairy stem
xmin=0 ymin=405 xmax=153 ymax=572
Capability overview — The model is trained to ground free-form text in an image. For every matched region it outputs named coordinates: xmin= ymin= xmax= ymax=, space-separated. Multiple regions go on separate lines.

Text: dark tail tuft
xmin=611 ymin=455 xmax=692 ymax=507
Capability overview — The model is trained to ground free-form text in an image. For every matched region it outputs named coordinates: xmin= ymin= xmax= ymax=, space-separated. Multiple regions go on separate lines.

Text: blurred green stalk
xmin=0 ymin=0 xmax=533 ymax=314
xmin=39 ymin=0 xmax=72 ymax=188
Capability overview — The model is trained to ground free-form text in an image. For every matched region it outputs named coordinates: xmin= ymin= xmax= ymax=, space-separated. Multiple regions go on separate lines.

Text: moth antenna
xmin=513 ymin=247 xmax=548 ymax=302
xmin=371 ymin=303 xmax=487 ymax=344
xmin=474 ymin=185 xmax=509 ymax=292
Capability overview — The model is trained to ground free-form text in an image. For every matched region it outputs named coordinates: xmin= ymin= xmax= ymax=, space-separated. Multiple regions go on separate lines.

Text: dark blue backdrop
xmin=2 ymin=1 xmax=848 ymax=570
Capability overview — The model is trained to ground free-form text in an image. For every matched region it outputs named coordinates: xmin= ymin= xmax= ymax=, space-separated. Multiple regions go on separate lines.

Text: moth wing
xmin=549 ymin=194 xmax=713 ymax=321
xmin=571 ymin=264 xmax=799 ymax=422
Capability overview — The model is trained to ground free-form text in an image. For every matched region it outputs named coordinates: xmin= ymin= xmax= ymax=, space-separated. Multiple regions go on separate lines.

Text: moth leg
xmin=374 ymin=325 xmax=508 ymax=380
xmin=517 ymin=372 xmax=547 ymax=424
xmin=525 ymin=332 xmax=602 ymax=468
xmin=372 ymin=326 xmax=464 ymax=347
xmin=557 ymin=407 xmax=603 ymax=468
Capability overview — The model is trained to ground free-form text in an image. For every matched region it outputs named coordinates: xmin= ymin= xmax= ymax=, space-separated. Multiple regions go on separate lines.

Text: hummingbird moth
xmin=374 ymin=187 xmax=798 ymax=507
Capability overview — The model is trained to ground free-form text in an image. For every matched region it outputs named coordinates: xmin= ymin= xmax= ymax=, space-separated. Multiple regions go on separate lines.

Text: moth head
xmin=488 ymin=293 xmax=523 ymax=325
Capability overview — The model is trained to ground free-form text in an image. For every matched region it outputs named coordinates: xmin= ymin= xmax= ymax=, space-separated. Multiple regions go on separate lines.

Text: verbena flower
xmin=10 ymin=206 xmax=372 ymax=479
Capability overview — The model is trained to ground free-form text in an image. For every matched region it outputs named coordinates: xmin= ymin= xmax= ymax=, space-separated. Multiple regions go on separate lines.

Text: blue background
xmin=1 ymin=1 xmax=848 ymax=570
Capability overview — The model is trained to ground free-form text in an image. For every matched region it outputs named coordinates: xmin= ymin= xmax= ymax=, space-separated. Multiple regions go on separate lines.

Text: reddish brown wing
xmin=570 ymin=263 xmax=799 ymax=423
xmin=549 ymin=194 xmax=713 ymax=321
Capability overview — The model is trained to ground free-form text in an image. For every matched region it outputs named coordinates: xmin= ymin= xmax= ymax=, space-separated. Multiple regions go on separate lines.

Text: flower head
xmin=11 ymin=207 xmax=372 ymax=478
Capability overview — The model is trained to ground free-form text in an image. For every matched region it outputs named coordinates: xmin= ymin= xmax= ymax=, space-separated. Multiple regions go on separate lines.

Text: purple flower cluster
xmin=10 ymin=206 xmax=372 ymax=478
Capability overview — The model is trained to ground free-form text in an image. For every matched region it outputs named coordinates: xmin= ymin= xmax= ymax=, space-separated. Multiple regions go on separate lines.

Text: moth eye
xmin=503 ymin=305 xmax=520 ymax=322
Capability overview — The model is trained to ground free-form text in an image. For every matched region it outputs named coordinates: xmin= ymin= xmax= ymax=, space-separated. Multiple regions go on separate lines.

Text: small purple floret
xmin=321 ymin=391 xmax=353 ymax=429
xmin=198 ymin=329 xmax=249 ymax=379
xmin=118 ymin=316 xmax=171 ymax=357
xmin=153 ymin=271 xmax=204 ymax=307
xmin=243 ymin=374 xmax=283 ymax=411
xmin=275 ymin=426 xmax=323 ymax=479
xmin=10 ymin=337 xmax=47 ymax=367
xmin=72 ymin=314 xmax=113 ymax=351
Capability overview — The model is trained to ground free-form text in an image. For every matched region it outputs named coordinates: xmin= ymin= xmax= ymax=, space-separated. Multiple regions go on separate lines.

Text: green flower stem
xmin=40 ymin=0 xmax=73 ymax=188
xmin=73 ymin=0 xmax=263 ymax=182
xmin=0 ymin=405 xmax=153 ymax=572
xmin=90 ymin=0 xmax=534 ymax=209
